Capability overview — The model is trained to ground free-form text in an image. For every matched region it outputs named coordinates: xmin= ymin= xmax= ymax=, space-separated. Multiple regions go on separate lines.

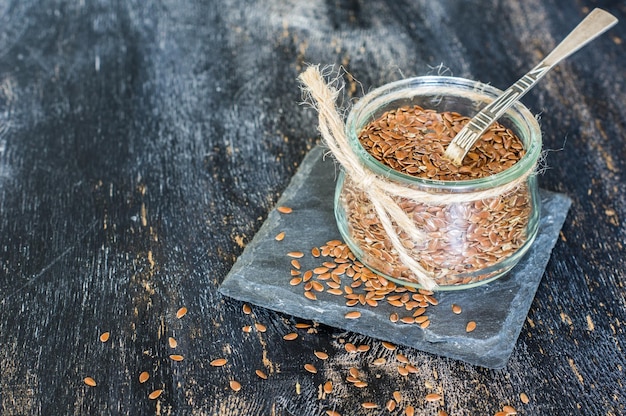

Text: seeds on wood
xmin=397 ymin=366 xmax=409 ymax=376
xmin=277 ymin=206 xmax=293 ymax=214
xmin=168 ymin=337 xmax=177 ymax=348
xmin=256 ymin=369 xmax=268 ymax=379
xmin=290 ymin=277 xmax=303 ymax=286
xmin=393 ymin=391 xmax=402 ymax=403
xmin=295 ymin=322 xmax=311 ymax=329
xmin=283 ymin=332 xmax=298 ymax=341
xmin=148 ymin=389 xmax=163 ymax=400
xmin=466 ymin=321 xmax=477 ymax=332
xmin=323 ymin=380 xmax=333 ymax=394
xmin=210 ymin=358 xmax=228 ymax=367
xmin=83 ymin=377 xmax=97 ymax=387
xmin=405 ymin=405 xmax=415 ymax=416
xmin=502 ymin=405 xmax=518 ymax=414
xmin=287 ymin=251 xmax=304 ymax=258
xmin=254 ymin=323 xmax=267 ymax=332
xmin=169 ymin=354 xmax=184 ymax=361
xmin=452 ymin=304 xmax=462 ymax=314
xmin=139 ymin=371 xmax=150 ymax=383
xmin=304 ymin=363 xmax=317 ymax=373
xmin=304 ymin=291 xmax=317 ymax=301
xmin=425 ymin=393 xmax=442 ymax=402
xmin=275 ymin=231 xmax=286 ymax=241
xmin=362 ymin=402 xmax=378 ymax=409
xmin=382 ymin=341 xmax=396 ymax=350
xmin=176 ymin=307 xmax=188 ymax=319
xmin=99 ymin=332 xmax=110 ymax=343
xmin=229 ymin=380 xmax=242 ymax=391
xmin=520 ymin=392 xmax=530 ymax=404
xmin=314 ymin=351 xmax=329 ymax=360
xmin=386 ymin=399 xmax=397 ymax=411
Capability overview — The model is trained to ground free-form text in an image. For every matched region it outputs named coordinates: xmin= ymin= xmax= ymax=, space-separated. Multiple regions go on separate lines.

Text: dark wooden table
xmin=1 ymin=1 xmax=624 ymax=415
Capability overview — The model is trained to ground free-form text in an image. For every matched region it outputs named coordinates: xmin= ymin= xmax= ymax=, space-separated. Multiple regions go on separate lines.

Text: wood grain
xmin=0 ymin=0 xmax=624 ymax=414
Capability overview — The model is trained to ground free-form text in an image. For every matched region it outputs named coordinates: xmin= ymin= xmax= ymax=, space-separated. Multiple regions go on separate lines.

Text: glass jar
xmin=334 ymin=76 xmax=542 ymax=290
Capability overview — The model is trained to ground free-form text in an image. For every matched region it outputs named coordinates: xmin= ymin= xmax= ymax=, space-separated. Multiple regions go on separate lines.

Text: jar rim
xmin=345 ymin=76 xmax=542 ymax=191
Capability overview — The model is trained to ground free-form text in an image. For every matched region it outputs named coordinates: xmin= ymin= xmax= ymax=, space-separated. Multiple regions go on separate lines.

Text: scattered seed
xmin=438 ymin=411 xmax=449 ymax=416
xmin=304 ymin=363 xmax=317 ymax=374
xmin=283 ymin=332 xmax=298 ymax=341
xmin=393 ymin=391 xmax=402 ymax=403
xmin=323 ymin=380 xmax=333 ymax=394
xmin=356 ymin=344 xmax=370 ymax=352
xmin=99 ymin=332 xmax=110 ymax=343
xmin=386 ymin=399 xmax=397 ymax=412
xmin=362 ymin=402 xmax=378 ymax=409
xmin=83 ymin=377 xmax=97 ymax=387
xmin=344 ymin=343 xmax=357 ymax=353
xmin=139 ymin=371 xmax=150 ymax=383
xmin=349 ymin=367 xmax=359 ymax=378
xmin=382 ymin=341 xmax=397 ymax=350
xmin=291 ymin=259 xmax=301 ymax=269
xmin=325 ymin=411 xmax=340 ymax=416
xmin=314 ymin=351 xmax=329 ymax=360
xmin=255 ymin=323 xmax=267 ymax=332
xmin=425 ymin=393 xmax=442 ymax=402
xmin=168 ymin=337 xmax=178 ymax=348
xmin=397 ymin=366 xmax=409 ymax=376
xmin=242 ymin=325 xmax=252 ymax=333
xmin=420 ymin=320 xmax=431 ymax=329
xmin=229 ymin=380 xmax=242 ymax=391
xmin=520 ymin=392 xmax=530 ymax=404
xmin=503 ymin=405 xmax=518 ymax=414
xmin=354 ymin=381 xmax=368 ymax=388
xmin=466 ymin=321 xmax=477 ymax=332
xmin=304 ymin=291 xmax=317 ymax=301
xmin=275 ymin=231 xmax=286 ymax=241
xmin=295 ymin=322 xmax=311 ymax=329
xmin=210 ymin=358 xmax=227 ymax=367
xmin=452 ymin=304 xmax=462 ymax=314
xmin=148 ymin=389 xmax=163 ymax=400
xmin=277 ymin=206 xmax=293 ymax=214
xmin=256 ymin=369 xmax=268 ymax=379
xmin=405 ymin=405 xmax=415 ymax=416
xmin=396 ymin=354 xmax=409 ymax=363
xmin=287 ymin=251 xmax=305 ymax=258
xmin=345 ymin=311 xmax=362 ymax=319
xmin=327 ymin=288 xmax=343 ymax=295
xmin=176 ymin=307 xmax=188 ymax=319
xmin=373 ymin=357 xmax=386 ymax=365
xmin=169 ymin=354 xmax=184 ymax=361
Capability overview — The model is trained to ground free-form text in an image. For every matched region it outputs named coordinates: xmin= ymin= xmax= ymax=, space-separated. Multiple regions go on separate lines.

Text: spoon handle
xmin=444 ymin=8 xmax=618 ymax=165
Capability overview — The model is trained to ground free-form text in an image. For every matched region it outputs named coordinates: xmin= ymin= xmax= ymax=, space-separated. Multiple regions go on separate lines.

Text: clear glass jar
xmin=334 ymin=76 xmax=542 ymax=290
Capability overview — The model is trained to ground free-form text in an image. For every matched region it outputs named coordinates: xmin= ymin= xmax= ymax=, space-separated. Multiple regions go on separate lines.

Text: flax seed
xmin=283 ymin=332 xmax=298 ymax=341
xmin=373 ymin=357 xmax=386 ymax=365
xmin=229 ymin=380 xmax=242 ymax=391
xmin=295 ymin=322 xmax=311 ymax=329
xmin=405 ymin=405 xmax=415 ymax=416
xmin=148 ymin=389 xmax=163 ymax=399
xmin=242 ymin=325 xmax=252 ymax=333
xmin=345 ymin=311 xmax=361 ymax=319
xmin=362 ymin=402 xmax=378 ymax=409
xmin=503 ymin=405 xmax=517 ymax=414
xmin=176 ymin=307 xmax=188 ymax=319
xmin=290 ymin=277 xmax=303 ymax=286
xmin=393 ymin=391 xmax=402 ymax=402
xmin=291 ymin=259 xmax=301 ymax=269
xmin=304 ymin=363 xmax=317 ymax=373
xmin=99 ymin=332 xmax=110 ymax=343
xmin=345 ymin=343 xmax=357 ymax=353
xmin=386 ymin=399 xmax=396 ymax=411
xmin=382 ymin=341 xmax=396 ymax=350
xmin=83 ymin=377 xmax=97 ymax=387
xmin=325 ymin=411 xmax=340 ymax=416
xmin=425 ymin=393 xmax=442 ymax=402
xmin=327 ymin=288 xmax=343 ymax=295
xmin=139 ymin=371 xmax=150 ymax=383
xmin=304 ymin=291 xmax=317 ymax=300
xmin=242 ymin=304 xmax=252 ymax=314
xmin=256 ymin=369 xmax=268 ymax=379
xmin=277 ymin=206 xmax=293 ymax=214
xmin=311 ymin=247 xmax=321 ymax=257
xmin=324 ymin=380 xmax=333 ymax=394
xmin=397 ymin=366 xmax=409 ymax=376
xmin=314 ymin=351 xmax=329 ymax=360
xmin=275 ymin=231 xmax=286 ymax=241
xmin=287 ymin=251 xmax=304 ymax=258
xmin=255 ymin=323 xmax=267 ymax=332
xmin=169 ymin=354 xmax=184 ymax=361
xmin=452 ymin=304 xmax=462 ymax=314
xmin=520 ymin=392 xmax=530 ymax=404
xmin=168 ymin=337 xmax=177 ymax=348
xmin=466 ymin=321 xmax=477 ymax=332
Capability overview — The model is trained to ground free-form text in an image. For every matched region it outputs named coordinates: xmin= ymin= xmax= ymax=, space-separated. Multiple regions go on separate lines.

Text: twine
xmin=299 ymin=65 xmax=532 ymax=290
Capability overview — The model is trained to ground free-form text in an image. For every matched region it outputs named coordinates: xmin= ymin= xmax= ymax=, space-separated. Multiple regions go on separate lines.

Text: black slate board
xmin=219 ymin=146 xmax=572 ymax=369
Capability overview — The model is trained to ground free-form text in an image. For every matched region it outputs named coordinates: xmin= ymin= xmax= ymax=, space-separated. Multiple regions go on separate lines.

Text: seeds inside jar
xmin=340 ymin=104 xmax=532 ymax=286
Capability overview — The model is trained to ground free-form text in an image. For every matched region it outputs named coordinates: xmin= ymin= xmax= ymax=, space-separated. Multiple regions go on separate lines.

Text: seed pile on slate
xmin=269 ymin=204 xmax=526 ymax=415
xmin=339 ymin=104 xmax=533 ymax=286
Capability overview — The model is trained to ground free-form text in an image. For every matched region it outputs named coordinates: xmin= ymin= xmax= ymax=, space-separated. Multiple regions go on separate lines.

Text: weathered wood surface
xmin=0 ymin=1 xmax=624 ymax=415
